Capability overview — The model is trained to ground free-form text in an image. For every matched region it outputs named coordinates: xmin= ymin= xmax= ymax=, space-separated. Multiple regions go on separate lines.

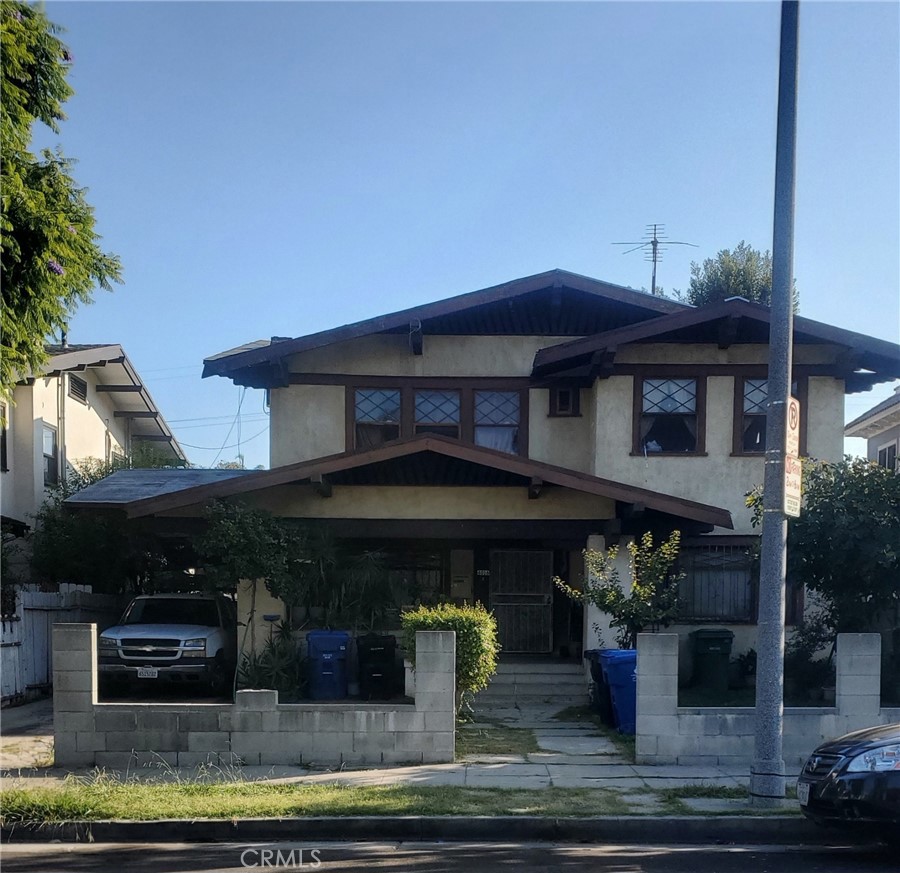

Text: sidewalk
xmin=0 ymin=701 xmax=801 ymax=818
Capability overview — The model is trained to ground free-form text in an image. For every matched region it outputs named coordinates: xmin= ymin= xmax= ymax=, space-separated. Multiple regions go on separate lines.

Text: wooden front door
xmin=489 ymin=549 xmax=554 ymax=653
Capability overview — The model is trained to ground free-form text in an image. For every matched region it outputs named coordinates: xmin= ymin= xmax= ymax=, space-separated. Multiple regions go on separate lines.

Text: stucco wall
xmin=53 ymin=623 xmax=456 ymax=769
xmin=805 ymin=377 xmax=844 ymax=462
xmin=269 ymin=384 xmax=346 ymax=466
xmin=528 ymin=388 xmax=594 ymax=474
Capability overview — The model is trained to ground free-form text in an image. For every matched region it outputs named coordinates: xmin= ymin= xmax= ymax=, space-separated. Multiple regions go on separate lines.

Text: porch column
xmin=582 ymin=534 xmax=634 ymax=651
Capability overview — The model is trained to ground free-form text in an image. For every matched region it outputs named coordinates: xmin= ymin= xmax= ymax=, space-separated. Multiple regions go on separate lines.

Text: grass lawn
xmin=0 ymin=780 xmax=629 ymax=824
xmin=456 ymin=723 xmax=539 ymax=758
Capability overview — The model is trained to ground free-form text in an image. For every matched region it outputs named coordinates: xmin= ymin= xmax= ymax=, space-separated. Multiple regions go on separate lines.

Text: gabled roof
xmin=203 ymin=269 xmax=686 ymax=386
xmin=66 ymin=433 xmax=733 ymax=530
xmin=532 ymin=297 xmax=900 ymax=391
xmin=27 ymin=344 xmax=187 ymax=462
xmin=844 ymin=387 xmax=900 ymax=438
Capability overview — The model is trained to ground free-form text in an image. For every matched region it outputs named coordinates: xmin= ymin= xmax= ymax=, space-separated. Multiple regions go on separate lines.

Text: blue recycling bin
xmin=306 ymin=630 xmax=350 ymax=700
xmin=599 ymin=649 xmax=637 ymax=734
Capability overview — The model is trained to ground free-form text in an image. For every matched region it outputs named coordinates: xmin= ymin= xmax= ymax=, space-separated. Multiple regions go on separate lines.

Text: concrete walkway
xmin=0 ymin=700 xmax=802 ymax=817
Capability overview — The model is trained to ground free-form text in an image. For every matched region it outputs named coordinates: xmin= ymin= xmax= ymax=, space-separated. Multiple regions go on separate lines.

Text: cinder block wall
xmin=53 ymin=624 xmax=455 ymax=769
xmin=635 ymin=632 xmax=899 ymax=766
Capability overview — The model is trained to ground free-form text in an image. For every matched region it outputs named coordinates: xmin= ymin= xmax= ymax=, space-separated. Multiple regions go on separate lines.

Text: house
xmin=844 ymin=385 xmax=900 ymax=471
xmin=63 ymin=270 xmax=900 ymax=676
xmin=1 ymin=343 xmax=186 ymax=538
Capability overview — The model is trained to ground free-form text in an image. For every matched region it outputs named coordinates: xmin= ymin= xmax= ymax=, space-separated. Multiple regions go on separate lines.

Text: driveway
xmin=0 ymin=697 xmax=54 ymax=770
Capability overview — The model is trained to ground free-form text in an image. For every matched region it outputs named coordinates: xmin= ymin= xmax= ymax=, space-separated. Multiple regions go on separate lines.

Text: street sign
xmin=786 ymin=396 xmax=801 ymax=457
xmin=784 ymin=453 xmax=802 ymax=517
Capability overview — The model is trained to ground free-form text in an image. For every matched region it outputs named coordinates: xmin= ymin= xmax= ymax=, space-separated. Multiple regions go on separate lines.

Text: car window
xmin=123 ymin=599 xmax=220 ymax=627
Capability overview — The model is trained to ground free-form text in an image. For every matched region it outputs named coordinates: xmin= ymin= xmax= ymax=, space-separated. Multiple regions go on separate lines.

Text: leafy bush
xmin=237 ymin=621 xmax=305 ymax=701
xmin=555 ymin=530 xmax=683 ymax=649
xmin=401 ymin=603 xmax=500 ymax=702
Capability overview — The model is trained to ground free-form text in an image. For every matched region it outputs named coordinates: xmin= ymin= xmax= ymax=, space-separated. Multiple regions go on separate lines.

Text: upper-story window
xmin=878 ymin=441 xmax=898 ymax=472
xmin=415 ymin=390 xmax=460 ymax=438
xmin=549 ymin=386 xmax=580 ymax=417
xmin=637 ymin=378 xmax=702 ymax=454
xmin=354 ymin=389 xmax=401 ymax=449
xmin=350 ymin=384 xmax=526 ymax=456
xmin=1 ymin=402 xmax=8 ymax=473
xmin=42 ymin=424 xmax=59 ymax=486
xmin=733 ymin=377 xmax=807 ymax=456
xmin=474 ymin=390 xmax=520 ymax=454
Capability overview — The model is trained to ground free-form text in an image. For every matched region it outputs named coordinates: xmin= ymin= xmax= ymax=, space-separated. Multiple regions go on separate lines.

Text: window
xmin=638 ymin=378 xmax=701 ymax=454
xmin=549 ymin=386 xmax=580 ymax=417
xmin=678 ymin=544 xmax=754 ymax=622
xmin=415 ymin=390 xmax=460 ymax=438
xmin=42 ymin=424 xmax=59 ymax=486
xmin=354 ymin=389 xmax=401 ymax=449
xmin=878 ymin=441 xmax=898 ymax=472
xmin=733 ymin=377 xmax=806 ymax=455
xmin=68 ymin=374 xmax=88 ymax=404
xmin=740 ymin=378 xmax=768 ymax=453
xmin=1 ymin=402 xmax=8 ymax=472
xmin=474 ymin=390 xmax=520 ymax=454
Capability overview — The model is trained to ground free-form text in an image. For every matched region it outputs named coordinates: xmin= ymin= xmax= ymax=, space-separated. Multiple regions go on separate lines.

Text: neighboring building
xmin=844 ymin=385 xmax=900 ymax=471
xmin=1 ymin=343 xmax=186 ymax=535
xmin=65 ymin=271 xmax=900 ymax=663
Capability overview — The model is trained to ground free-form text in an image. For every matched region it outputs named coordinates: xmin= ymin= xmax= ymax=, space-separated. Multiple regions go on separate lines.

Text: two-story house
xmin=64 ymin=271 xmax=900 ymax=663
xmin=844 ymin=385 xmax=900 ymax=472
xmin=1 ymin=342 xmax=186 ymax=538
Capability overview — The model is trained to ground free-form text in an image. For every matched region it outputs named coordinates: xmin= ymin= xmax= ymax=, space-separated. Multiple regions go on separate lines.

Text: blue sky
xmin=40 ymin=1 xmax=899 ymax=469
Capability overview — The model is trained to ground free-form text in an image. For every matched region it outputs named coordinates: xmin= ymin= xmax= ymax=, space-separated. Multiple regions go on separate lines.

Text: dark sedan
xmin=798 ymin=722 xmax=900 ymax=837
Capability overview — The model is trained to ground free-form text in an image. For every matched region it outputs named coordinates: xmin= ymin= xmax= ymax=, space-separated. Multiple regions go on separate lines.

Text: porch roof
xmin=66 ymin=434 xmax=733 ymax=530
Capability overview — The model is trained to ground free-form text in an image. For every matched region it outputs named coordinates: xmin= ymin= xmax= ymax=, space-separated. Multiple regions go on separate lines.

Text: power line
xmin=209 ymin=387 xmax=246 ymax=467
xmin=178 ymin=424 xmax=269 ymax=452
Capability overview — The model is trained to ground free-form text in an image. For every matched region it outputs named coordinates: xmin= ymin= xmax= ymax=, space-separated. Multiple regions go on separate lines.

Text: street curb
xmin=1 ymin=815 xmax=831 ymax=845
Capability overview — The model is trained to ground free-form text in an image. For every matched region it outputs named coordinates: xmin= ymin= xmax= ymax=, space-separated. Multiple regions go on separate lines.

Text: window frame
xmin=42 ymin=423 xmax=59 ymax=486
xmin=1 ymin=402 xmax=8 ymax=473
xmin=676 ymin=539 xmax=757 ymax=624
xmin=548 ymin=386 xmax=581 ymax=418
xmin=731 ymin=375 xmax=808 ymax=457
xmin=68 ymin=373 xmax=88 ymax=405
xmin=632 ymin=376 xmax=707 ymax=456
xmin=414 ymin=389 xmax=462 ymax=439
xmin=346 ymin=381 xmax=529 ymax=456
xmin=877 ymin=439 xmax=898 ymax=472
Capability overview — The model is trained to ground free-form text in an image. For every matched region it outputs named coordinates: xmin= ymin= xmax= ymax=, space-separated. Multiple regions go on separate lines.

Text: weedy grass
xmin=456 ymin=724 xmax=539 ymax=759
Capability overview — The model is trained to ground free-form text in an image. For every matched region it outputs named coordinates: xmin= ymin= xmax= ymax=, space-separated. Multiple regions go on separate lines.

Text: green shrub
xmin=401 ymin=603 xmax=500 ymax=700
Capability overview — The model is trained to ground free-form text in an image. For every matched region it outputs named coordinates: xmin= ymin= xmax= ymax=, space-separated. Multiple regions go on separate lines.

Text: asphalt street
xmin=1 ymin=841 xmax=895 ymax=873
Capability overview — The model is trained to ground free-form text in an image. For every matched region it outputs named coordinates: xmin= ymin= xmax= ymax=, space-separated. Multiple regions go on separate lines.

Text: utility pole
xmin=750 ymin=0 xmax=799 ymax=808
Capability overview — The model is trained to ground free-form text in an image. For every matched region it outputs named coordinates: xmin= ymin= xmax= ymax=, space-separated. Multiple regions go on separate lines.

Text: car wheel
xmin=208 ymin=654 xmax=230 ymax=699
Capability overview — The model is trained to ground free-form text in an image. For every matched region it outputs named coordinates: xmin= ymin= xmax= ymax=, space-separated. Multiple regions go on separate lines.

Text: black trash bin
xmin=583 ymin=649 xmax=615 ymax=727
xmin=690 ymin=628 xmax=735 ymax=694
xmin=357 ymin=633 xmax=398 ymax=700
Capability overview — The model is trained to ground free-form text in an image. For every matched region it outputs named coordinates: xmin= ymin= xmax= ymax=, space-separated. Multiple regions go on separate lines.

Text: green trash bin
xmin=690 ymin=628 xmax=735 ymax=694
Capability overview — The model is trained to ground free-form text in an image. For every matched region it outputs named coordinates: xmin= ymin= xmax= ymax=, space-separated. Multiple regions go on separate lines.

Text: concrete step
xmin=495 ymin=662 xmax=584 ymax=675
xmin=489 ymin=674 xmax=586 ymax=688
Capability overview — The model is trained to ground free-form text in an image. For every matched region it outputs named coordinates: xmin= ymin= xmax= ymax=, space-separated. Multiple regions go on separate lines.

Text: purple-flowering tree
xmin=1 ymin=1 xmax=121 ymax=398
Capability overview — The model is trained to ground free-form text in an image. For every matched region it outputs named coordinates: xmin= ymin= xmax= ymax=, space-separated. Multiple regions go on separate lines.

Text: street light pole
xmin=750 ymin=0 xmax=799 ymax=809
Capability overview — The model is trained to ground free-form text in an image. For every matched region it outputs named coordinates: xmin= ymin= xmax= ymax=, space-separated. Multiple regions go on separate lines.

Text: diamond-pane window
xmin=415 ymin=390 xmax=460 ymax=424
xmin=743 ymin=379 xmax=768 ymax=414
xmin=475 ymin=391 xmax=519 ymax=425
xmin=639 ymin=378 xmax=699 ymax=453
xmin=355 ymin=389 xmax=401 ymax=423
xmin=642 ymin=379 xmax=696 ymax=414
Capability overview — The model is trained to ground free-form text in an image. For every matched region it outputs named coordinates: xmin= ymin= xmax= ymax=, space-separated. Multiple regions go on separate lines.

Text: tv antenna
xmin=613 ymin=224 xmax=697 ymax=296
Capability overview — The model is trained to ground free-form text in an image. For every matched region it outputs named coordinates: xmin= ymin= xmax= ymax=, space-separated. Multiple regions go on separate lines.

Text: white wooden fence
xmin=1 ymin=585 xmax=124 ymax=705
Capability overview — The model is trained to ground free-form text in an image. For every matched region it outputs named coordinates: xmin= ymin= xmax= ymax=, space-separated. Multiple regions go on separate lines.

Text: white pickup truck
xmin=98 ymin=593 xmax=238 ymax=696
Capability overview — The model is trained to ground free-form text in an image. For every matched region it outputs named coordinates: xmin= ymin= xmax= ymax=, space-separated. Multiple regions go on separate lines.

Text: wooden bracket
xmin=310 ymin=473 xmax=332 ymax=498
xmin=717 ymin=315 xmax=742 ymax=349
xmin=409 ymin=320 xmax=423 ymax=356
xmin=528 ymin=477 xmax=543 ymax=500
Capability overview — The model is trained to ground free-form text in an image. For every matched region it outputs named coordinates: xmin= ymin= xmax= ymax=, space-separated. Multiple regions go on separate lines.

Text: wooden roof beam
xmin=114 ymin=410 xmax=159 ymax=419
xmin=311 ymin=473 xmax=332 ymax=498
xmin=528 ymin=477 xmax=543 ymax=500
xmin=96 ymin=384 xmax=143 ymax=393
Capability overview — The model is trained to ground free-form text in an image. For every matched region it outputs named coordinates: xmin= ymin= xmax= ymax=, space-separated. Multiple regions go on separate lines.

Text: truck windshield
xmin=123 ymin=599 xmax=219 ymax=627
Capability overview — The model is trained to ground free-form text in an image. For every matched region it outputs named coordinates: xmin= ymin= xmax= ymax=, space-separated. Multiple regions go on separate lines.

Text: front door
xmin=489 ymin=550 xmax=554 ymax=653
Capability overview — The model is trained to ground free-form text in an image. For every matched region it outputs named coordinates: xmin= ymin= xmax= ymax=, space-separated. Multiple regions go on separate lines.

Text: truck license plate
xmin=797 ymin=782 xmax=810 ymax=806
xmin=137 ymin=667 xmax=159 ymax=679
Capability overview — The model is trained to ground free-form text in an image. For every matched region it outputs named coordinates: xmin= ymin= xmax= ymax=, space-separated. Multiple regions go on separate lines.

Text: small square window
xmin=549 ymin=387 xmax=580 ymax=417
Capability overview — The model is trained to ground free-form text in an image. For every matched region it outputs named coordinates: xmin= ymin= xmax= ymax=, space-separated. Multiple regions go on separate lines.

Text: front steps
xmin=474 ymin=660 xmax=588 ymax=711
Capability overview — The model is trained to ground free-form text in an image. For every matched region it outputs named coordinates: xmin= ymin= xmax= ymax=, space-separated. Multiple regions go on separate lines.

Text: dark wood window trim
xmin=548 ymin=386 xmax=581 ymax=418
xmin=631 ymin=375 xmax=707 ymax=456
xmin=731 ymin=375 xmax=809 ymax=457
xmin=346 ymin=383 xmax=529 ymax=457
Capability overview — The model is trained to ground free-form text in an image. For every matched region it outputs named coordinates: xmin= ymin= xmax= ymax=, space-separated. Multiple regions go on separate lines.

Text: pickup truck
xmin=98 ymin=593 xmax=237 ymax=696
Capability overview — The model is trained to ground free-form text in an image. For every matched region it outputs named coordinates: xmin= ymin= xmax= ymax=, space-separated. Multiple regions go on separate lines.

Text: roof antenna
xmin=613 ymin=224 xmax=697 ymax=296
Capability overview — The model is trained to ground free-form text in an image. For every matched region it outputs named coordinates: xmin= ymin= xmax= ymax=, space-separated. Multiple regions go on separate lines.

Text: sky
xmin=37 ymin=0 xmax=900 ymax=469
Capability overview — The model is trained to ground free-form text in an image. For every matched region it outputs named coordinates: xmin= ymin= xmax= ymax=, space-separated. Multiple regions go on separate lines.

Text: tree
xmin=674 ymin=241 xmax=797 ymax=309
xmin=1 ymin=1 xmax=121 ymax=399
xmin=747 ymin=457 xmax=900 ymax=634
xmin=555 ymin=530 xmax=684 ymax=648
